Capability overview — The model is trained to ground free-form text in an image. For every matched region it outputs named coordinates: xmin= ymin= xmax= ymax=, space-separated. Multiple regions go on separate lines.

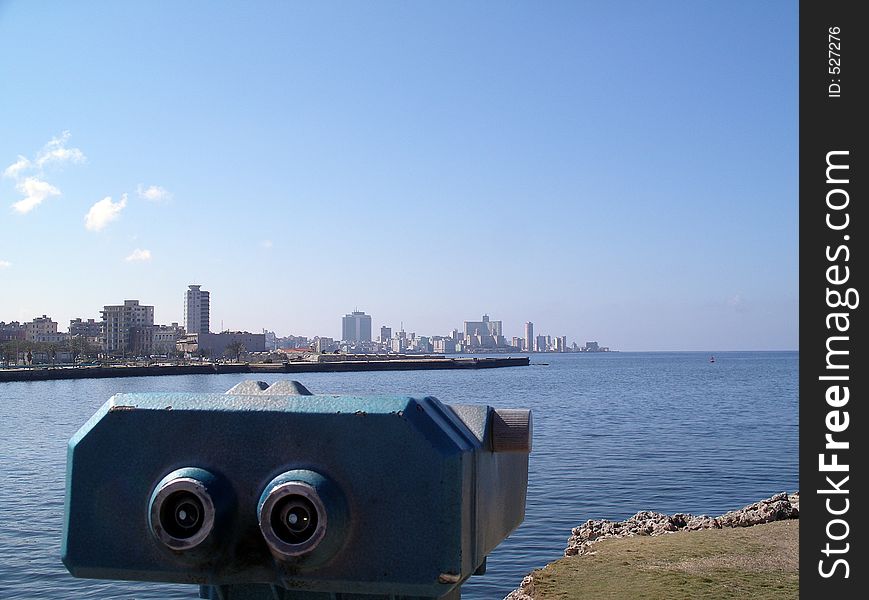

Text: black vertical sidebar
xmin=800 ymin=0 xmax=866 ymax=597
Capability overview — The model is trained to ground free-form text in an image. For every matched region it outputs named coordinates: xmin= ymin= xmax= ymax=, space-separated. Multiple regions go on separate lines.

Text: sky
xmin=0 ymin=1 xmax=797 ymax=351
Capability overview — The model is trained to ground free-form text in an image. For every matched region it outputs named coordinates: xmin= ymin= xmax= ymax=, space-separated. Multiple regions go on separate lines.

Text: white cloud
xmin=136 ymin=184 xmax=172 ymax=202
xmin=260 ymin=239 xmax=274 ymax=249
xmin=0 ymin=260 xmax=11 ymax=269
xmin=3 ymin=156 xmax=31 ymax=179
xmin=125 ymin=248 xmax=152 ymax=262
xmin=35 ymin=131 xmax=86 ymax=168
xmin=84 ymin=194 xmax=127 ymax=231
xmin=11 ymin=177 xmax=61 ymax=213
xmin=5 ymin=132 xmax=86 ymax=214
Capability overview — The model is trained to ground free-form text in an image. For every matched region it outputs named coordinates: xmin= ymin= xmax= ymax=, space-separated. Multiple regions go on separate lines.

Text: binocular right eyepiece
xmin=257 ymin=469 xmax=347 ymax=563
xmin=63 ymin=381 xmax=531 ymax=600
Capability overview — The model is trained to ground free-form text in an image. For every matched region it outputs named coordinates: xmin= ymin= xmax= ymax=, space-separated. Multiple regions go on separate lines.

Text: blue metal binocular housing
xmin=63 ymin=381 xmax=532 ymax=600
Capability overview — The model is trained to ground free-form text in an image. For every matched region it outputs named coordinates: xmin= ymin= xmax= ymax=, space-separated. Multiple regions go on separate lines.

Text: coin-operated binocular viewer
xmin=63 ymin=381 xmax=532 ymax=600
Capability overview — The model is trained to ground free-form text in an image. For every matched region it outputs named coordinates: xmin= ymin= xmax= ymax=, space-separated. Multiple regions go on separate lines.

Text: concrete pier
xmin=0 ymin=356 xmax=529 ymax=382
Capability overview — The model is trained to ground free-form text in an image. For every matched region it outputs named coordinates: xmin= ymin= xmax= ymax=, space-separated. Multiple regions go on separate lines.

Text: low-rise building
xmin=0 ymin=321 xmax=25 ymax=342
xmin=25 ymin=315 xmax=66 ymax=343
xmin=313 ymin=337 xmax=338 ymax=353
xmin=152 ymin=323 xmax=185 ymax=355
xmin=69 ymin=318 xmax=102 ymax=338
xmin=263 ymin=330 xmax=277 ymax=351
xmin=197 ymin=331 xmax=266 ymax=358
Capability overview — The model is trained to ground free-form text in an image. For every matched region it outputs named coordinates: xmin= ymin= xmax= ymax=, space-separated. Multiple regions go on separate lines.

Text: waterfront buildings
xmin=463 ymin=314 xmax=505 ymax=349
xmin=69 ymin=318 xmax=101 ymax=339
xmin=184 ymin=285 xmax=210 ymax=335
xmin=263 ymin=330 xmax=277 ymax=351
xmin=101 ymin=300 xmax=155 ymax=355
xmin=198 ymin=331 xmax=265 ymax=358
xmin=152 ymin=323 xmax=185 ymax=355
xmin=0 ymin=321 xmax=25 ymax=342
xmin=2 ymin=299 xmax=602 ymax=358
xmin=68 ymin=318 xmax=102 ymax=348
xmin=433 ymin=338 xmax=456 ymax=354
xmin=342 ymin=310 xmax=372 ymax=343
xmin=276 ymin=335 xmax=310 ymax=350
xmin=314 ymin=336 xmax=338 ymax=353
xmin=24 ymin=315 xmax=67 ymax=343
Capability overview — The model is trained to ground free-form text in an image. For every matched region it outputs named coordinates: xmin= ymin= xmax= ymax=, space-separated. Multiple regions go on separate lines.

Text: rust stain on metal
xmin=438 ymin=572 xmax=461 ymax=584
xmin=109 ymin=405 xmax=137 ymax=412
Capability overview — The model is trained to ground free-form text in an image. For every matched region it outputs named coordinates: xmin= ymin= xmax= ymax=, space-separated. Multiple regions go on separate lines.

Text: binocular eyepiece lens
xmin=258 ymin=477 xmax=331 ymax=558
xmin=272 ymin=495 xmax=318 ymax=543
xmin=162 ymin=491 xmax=204 ymax=537
xmin=149 ymin=471 xmax=217 ymax=551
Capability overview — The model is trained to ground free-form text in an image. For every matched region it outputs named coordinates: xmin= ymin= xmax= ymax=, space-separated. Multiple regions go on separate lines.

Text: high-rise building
xmin=380 ymin=326 xmax=392 ymax=343
xmin=184 ymin=285 xmax=210 ymax=334
xmin=342 ymin=310 xmax=372 ymax=342
xmin=524 ymin=322 xmax=534 ymax=352
xmin=463 ymin=314 xmax=504 ymax=348
xmin=102 ymin=300 xmax=155 ymax=355
xmin=535 ymin=335 xmax=547 ymax=353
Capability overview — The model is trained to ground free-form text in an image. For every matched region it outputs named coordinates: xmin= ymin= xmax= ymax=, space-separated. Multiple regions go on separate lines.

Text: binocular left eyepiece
xmin=149 ymin=468 xmax=220 ymax=551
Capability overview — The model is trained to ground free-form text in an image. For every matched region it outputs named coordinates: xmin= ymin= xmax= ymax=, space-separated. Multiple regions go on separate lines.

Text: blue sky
xmin=0 ymin=1 xmax=797 ymax=351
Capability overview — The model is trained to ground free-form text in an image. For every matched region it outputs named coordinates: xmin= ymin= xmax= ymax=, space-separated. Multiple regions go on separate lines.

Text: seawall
xmin=0 ymin=356 xmax=529 ymax=382
xmin=505 ymin=492 xmax=800 ymax=600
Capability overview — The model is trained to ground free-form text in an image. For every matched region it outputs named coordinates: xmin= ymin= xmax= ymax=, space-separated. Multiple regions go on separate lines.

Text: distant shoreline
xmin=0 ymin=355 xmax=530 ymax=383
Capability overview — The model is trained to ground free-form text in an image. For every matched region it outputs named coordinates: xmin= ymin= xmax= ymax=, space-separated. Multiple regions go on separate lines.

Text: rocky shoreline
xmin=505 ymin=492 xmax=799 ymax=600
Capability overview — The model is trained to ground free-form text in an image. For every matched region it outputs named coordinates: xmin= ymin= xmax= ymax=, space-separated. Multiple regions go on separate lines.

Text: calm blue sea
xmin=0 ymin=351 xmax=798 ymax=599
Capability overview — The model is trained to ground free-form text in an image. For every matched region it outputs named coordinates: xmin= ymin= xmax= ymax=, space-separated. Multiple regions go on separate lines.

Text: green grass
xmin=526 ymin=520 xmax=798 ymax=599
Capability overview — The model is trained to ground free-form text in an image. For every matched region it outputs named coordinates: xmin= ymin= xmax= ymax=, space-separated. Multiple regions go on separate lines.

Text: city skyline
xmin=1 ymin=298 xmax=597 ymax=354
xmin=0 ymin=2 xmax=797 ymax=352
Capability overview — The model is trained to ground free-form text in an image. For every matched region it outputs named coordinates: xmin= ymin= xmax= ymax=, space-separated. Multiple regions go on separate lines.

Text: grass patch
xmin=528 ymin=520 xmax=798 ymax=599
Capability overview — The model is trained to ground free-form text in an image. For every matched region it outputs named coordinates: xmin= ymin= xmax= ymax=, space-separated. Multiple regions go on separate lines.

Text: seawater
xmin=0 ymin=351 xmax=798 ymax=599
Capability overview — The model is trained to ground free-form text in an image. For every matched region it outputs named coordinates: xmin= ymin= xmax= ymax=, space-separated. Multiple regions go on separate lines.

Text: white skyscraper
xmin=184 ymin=285 xmax=210 ymax=334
